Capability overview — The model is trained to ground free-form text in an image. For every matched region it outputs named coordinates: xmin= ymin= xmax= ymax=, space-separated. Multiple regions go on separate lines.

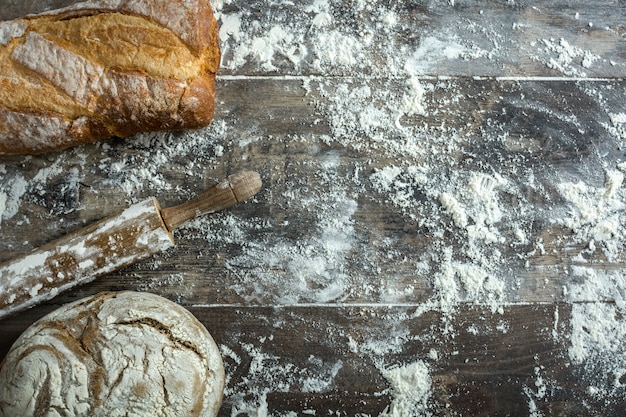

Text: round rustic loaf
xmin=0 ymin=291 xmax=225 ymax=417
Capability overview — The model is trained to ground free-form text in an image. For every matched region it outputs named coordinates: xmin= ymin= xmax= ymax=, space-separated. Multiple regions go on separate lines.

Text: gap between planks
xmin=189 ymin=300 xmax=610 ymax=309
xmin=217 ymin=74 xmax=626 ymax=82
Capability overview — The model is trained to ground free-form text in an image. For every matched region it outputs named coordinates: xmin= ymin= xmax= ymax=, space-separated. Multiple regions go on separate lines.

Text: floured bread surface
xmin=0 ymin=291 xmax=225 ymax=417
xmin=0 ymin=0 xmax=220 ymax=154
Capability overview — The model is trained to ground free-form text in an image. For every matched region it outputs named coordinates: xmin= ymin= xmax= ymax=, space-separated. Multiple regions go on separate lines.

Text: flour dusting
xmin=380 ymin=361 xmax=432 ymax=417
xmin=1 ymin=0 xmax=625 ymax=415
xmin=556 ymin=169 xmax=625 ymax=262
xmin=0 ymin=174 xmax=27 ymax=228
xmin=534 ymin=38 xmax=601 ymax=77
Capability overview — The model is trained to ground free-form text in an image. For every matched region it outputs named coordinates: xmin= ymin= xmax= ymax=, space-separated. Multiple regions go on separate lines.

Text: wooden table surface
xmin=1 ymin=1 xmax=626 ymax=415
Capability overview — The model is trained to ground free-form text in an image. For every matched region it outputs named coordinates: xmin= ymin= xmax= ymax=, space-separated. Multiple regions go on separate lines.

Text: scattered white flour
xmin=533 ymin=38 xmax=601 ymax=77
xmin=604 ymin=112 xmax=626 ymax=142
xmin=0 ymin=174 xmax=28 ymax=228
xmin=568 ymin=300 xmax=626 ymax=396
xmin=439 ymin=192 xmax=468 ymax=228
xmin=523 ymin=365 xmax=550 ymax=417
xmin=404 ymin=35 xmax=468 ymax=76
xmin=210 ymin=2 xmax=625 ymax=408
xmin=563 ymin=265 xmax=626 ymax=396
xmin=223 ymin=340 xmax=344 ymax=416
xmin=379 ymin=361 xmax=432 ymax=417
xmin=556 ymin=169 xmax=625 ymax=261
xmin=1 ymin=0 xmax=625 ymax=415
xmin=213 ymin=0 xmax=499 ymax=77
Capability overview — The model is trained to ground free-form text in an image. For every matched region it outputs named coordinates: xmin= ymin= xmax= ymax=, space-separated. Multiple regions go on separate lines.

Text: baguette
xmin=0 ymin=0 xmax=220 ymax=154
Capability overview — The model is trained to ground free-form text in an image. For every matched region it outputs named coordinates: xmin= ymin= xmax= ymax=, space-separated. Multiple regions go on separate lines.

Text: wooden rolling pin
xmin=0 ymin=171 xmax=262 ymax=320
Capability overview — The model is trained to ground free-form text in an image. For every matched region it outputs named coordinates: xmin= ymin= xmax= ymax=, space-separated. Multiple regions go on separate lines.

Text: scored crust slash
xmin=0 ymin=0 xmax=221 ymax=154
xmin=0 ymin=171 xmax=262 ymax=320
xmin=0 ymin=291 xmax=226 ymax=417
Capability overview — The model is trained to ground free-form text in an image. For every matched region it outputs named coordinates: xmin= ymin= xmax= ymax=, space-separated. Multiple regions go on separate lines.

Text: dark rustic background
xmin=1 ymin=1 xmax=626 ymax=415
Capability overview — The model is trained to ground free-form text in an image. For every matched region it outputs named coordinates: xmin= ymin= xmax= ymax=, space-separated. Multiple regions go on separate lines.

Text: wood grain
xmin=1 ymin=1 xmax=625 ymax=416
xmin=2 ymin=303 xmax=622 ymax=416
xmin=2 ymin=78 xmax=622 ymax=304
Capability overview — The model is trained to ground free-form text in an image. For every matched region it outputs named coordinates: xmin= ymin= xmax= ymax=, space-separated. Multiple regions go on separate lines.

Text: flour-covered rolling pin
xmin=0 ymin=171 xmax=262 ymax=320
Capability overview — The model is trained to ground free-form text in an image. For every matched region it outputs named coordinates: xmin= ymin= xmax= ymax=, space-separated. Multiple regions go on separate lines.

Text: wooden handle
xmin=160 ymin=171 xmax=262 ymax=231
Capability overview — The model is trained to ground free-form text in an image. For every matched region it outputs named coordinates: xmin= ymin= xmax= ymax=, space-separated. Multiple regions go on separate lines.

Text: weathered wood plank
xmin=205 ymin=303 xmax=624 ymax=416
xmin=211 ymin=0 xmax=626 ymax=78
xmin=3 ymin=78 xmax=623 ymax=309
xmin=1 ymin=1 xmax=625 ymax=414
xmin=2 ymin=1 xmax=625 ymax=78
xmin=0 ymin=303 xmax=621 ymax=416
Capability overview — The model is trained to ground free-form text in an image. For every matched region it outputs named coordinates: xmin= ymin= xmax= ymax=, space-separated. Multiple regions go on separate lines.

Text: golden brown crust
xmin=0 ymin=0 xmax=220 ymax=155
xmin=36 ymin=0 xmax=220 ymax=56
xmin=180 ymin=74 xmax=217 ymax=128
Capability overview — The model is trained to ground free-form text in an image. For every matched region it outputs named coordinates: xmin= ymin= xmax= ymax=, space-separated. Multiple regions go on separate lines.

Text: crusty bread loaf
xmin=0 ymin=0 xmax=220 ymax=154
xmin=0 ymin=291 xmax=225 ymax=417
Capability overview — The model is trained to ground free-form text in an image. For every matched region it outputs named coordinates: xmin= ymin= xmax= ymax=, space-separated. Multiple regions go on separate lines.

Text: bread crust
xmin=0 ymin=0 xmax=220 ymax=154
xmin=0 ymin=291 xmax=225 ymax=417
